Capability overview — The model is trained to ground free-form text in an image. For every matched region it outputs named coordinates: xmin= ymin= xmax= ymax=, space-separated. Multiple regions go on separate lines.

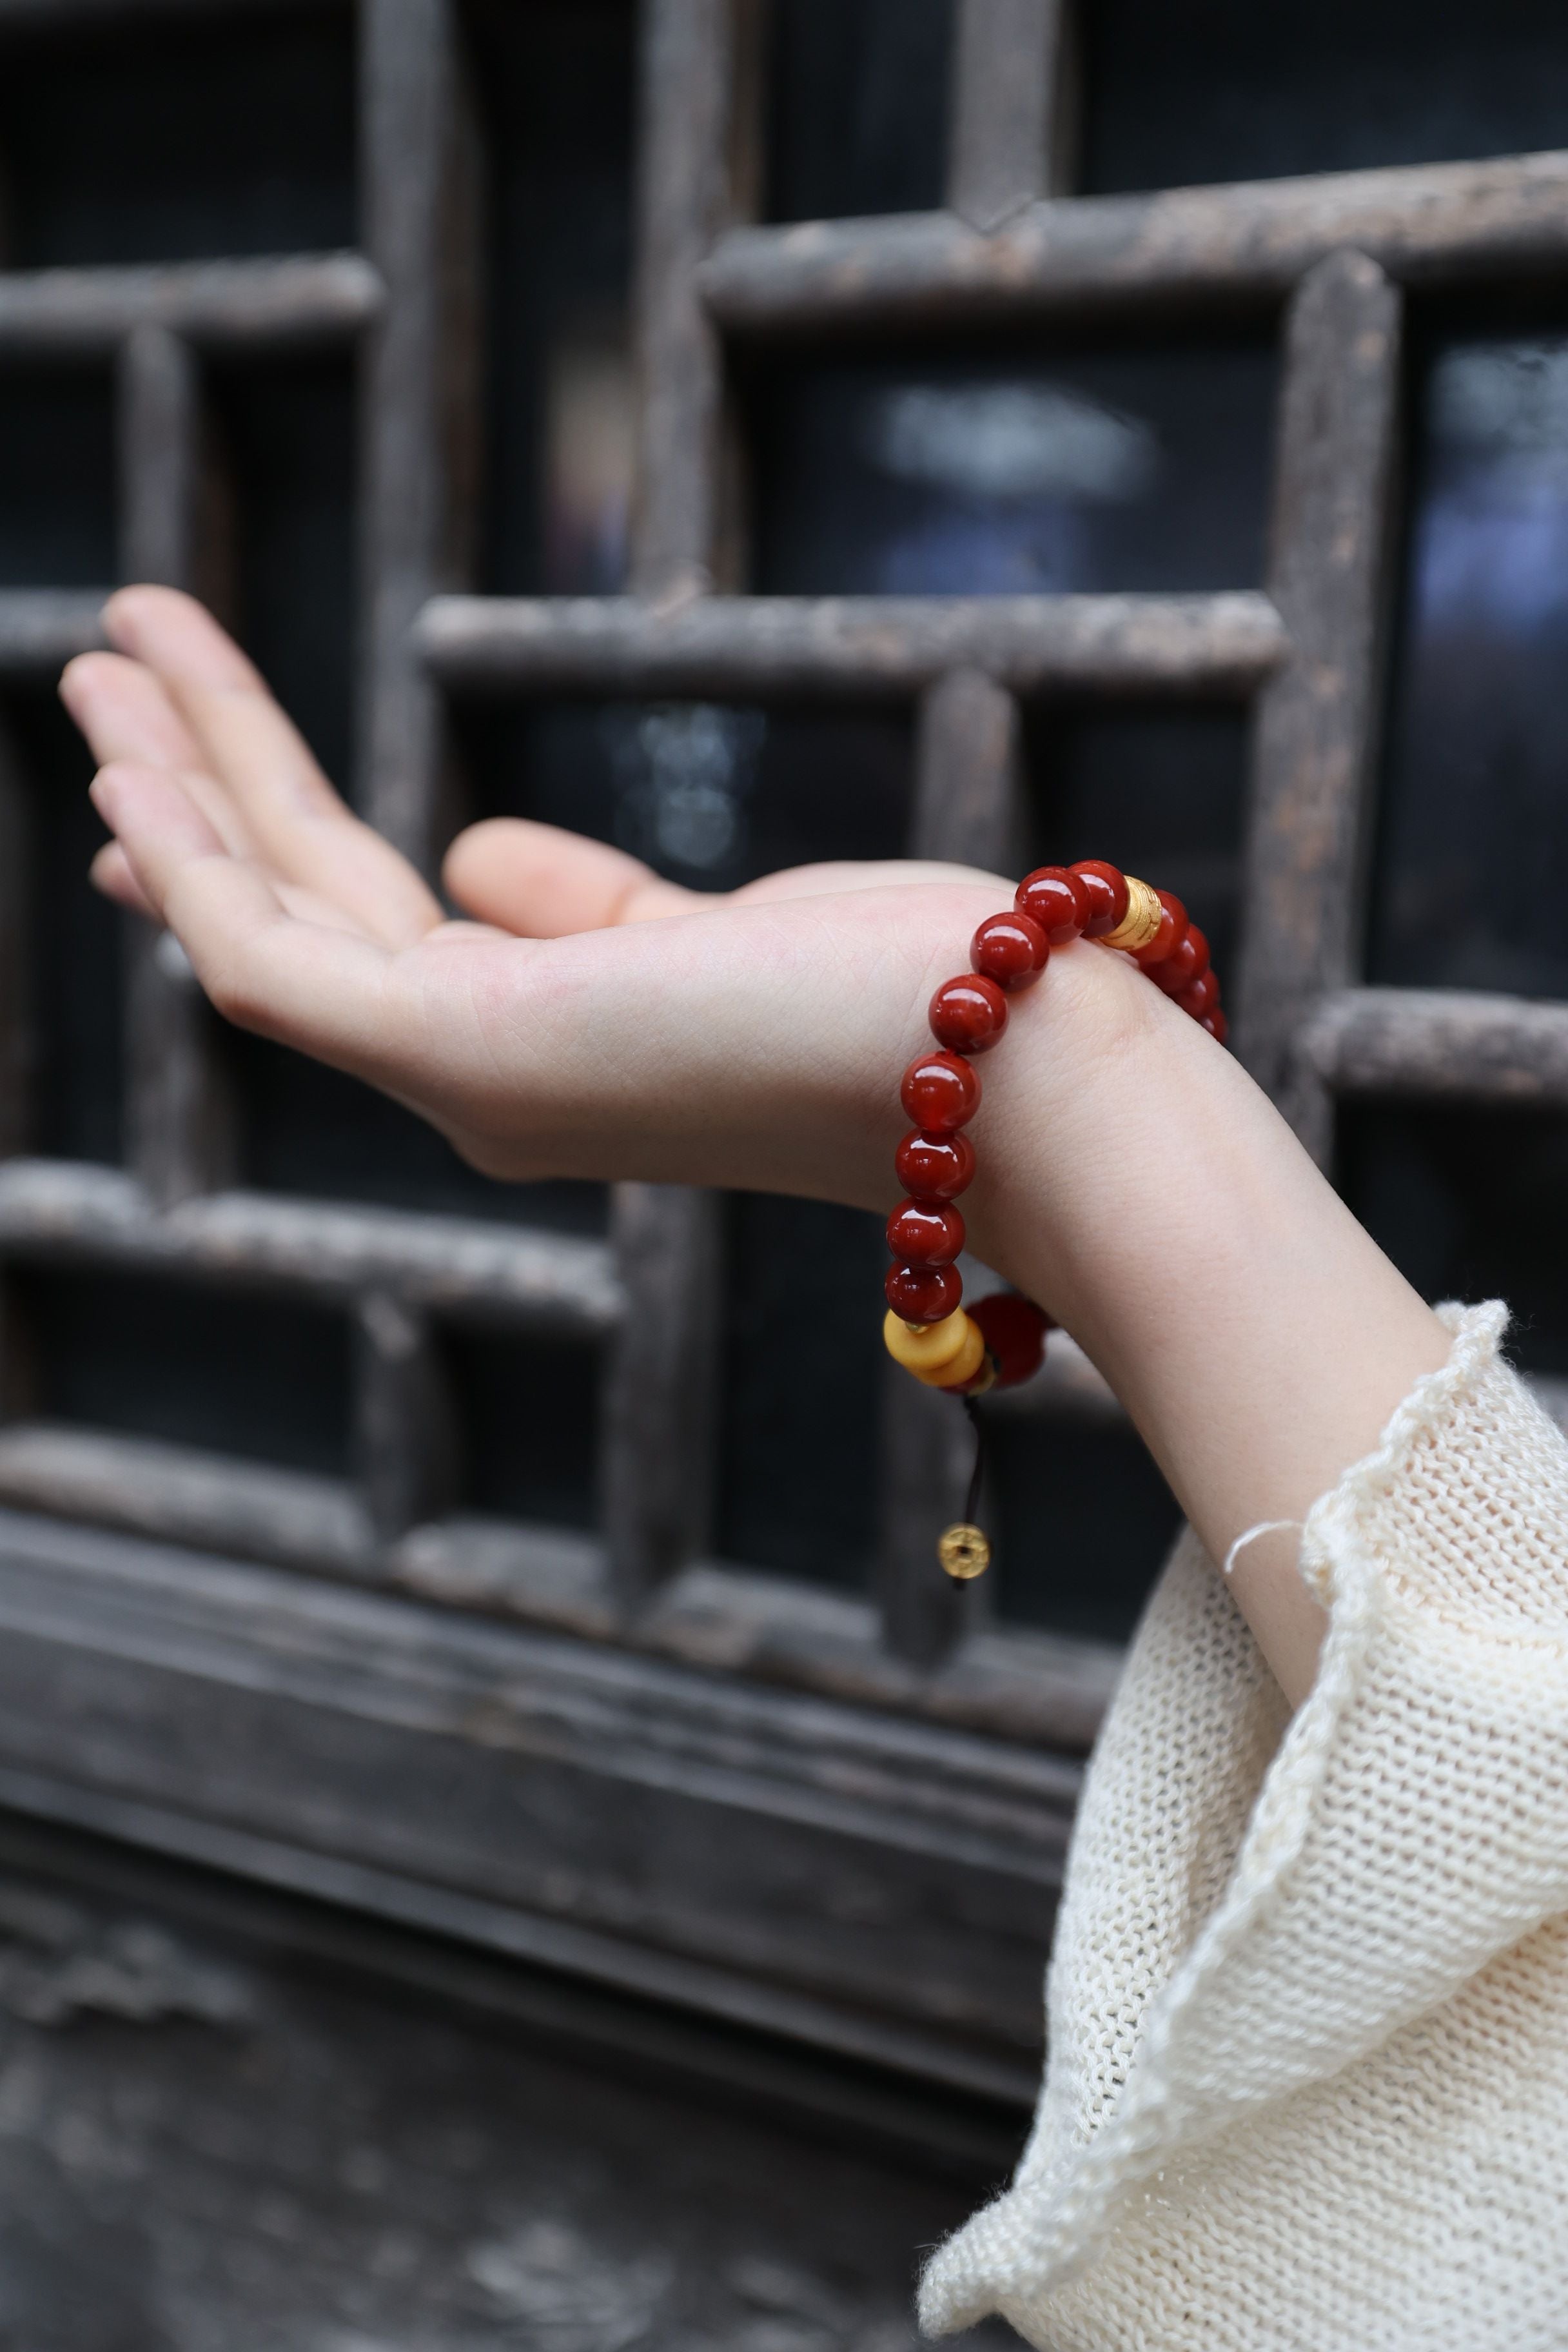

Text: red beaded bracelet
xmin=883 ymin=859 xmax=1227 ymax=1583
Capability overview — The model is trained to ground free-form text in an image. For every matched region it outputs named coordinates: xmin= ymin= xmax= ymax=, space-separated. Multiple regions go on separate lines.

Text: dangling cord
xmin=961 ymin=1393 xmax=987 ymax=1527
xmin=937 ymin=1398 xmax=993 ymax=1582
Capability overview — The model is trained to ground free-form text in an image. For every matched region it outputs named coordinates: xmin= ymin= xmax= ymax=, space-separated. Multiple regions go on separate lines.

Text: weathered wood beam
xmin=700 ymin=150 xmax=1568 ymax=336
xmin=1299 ymin=986 xmax=1568 ymax=1108
xmin=0 ymin=592 xmax=108 ymax=673
xmin=631 ymin=0 xmax=737 ymax=596
xmin=117 ymin=321 xmax=202 ymax=591
xmin=0 ymin=1496 xmax=1077 ymax=2096
xmin=647 ymin=1562 xmax=1119 ymax=1752
xmin=598 ymin=1182 xmax=721 ymax=1611
xmin=599 ymin=0 xmax=751 ymax=1620
xmin=121 ymin=930 xmax=238 ymax=1210
xmin=358 ymin=0 xmax=478 ymax=871
xmin=0 ymin=1422 xmax=369 ymax=1573
xmin=1233 ymin=251 xmax=1402 ymax=1161
xmin=418 ymin=590 xmax=1287 ymax=700
xmin=948 ymin=0 xmax=1077 ymax=231
xmin=116 ymin=325 xmax=239 ymax=1209
xmin=0 ymin=718 xmax=32 ymax=1162
xmin=0 ymin=254 xmax=380 ymax=357
xmin=0 ymin=1159 xmax=622 ymax=1332
xmin=913 ymin=666 xmax=1028 ymax=872
xmin=353 ymin=1290 xmax=461 ymax=1545
xmin=877 ymin=1377 xmax=975 ymax=1672
xmin=0 ymin=1436 xmax=1116 ymax=1752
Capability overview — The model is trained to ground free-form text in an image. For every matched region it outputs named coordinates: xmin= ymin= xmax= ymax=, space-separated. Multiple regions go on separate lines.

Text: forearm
xmin=961 ymin=941 xmax=1451 ymax=1705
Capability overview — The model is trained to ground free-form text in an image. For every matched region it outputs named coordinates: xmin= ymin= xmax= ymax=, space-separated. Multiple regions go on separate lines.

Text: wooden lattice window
xmin=2 ymin=0 xmax=1568 ymax=2113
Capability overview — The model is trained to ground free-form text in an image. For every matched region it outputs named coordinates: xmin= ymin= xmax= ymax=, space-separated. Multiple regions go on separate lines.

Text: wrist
xmin=956 ymin=937 xmax=1178 ymax=1311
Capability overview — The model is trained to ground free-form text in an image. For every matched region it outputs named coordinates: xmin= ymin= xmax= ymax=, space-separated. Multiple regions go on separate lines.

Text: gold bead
xmin=1096 ymin=874 xmax=1163 ymax=954
xmin=937 ymin=1522 xmax=991 ymax=1580
xmin=883 ymin=1307 xmax=970 ymax=1377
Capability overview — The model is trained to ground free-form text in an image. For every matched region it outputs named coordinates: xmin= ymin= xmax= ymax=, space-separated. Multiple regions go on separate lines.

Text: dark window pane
xmin=443 ymin=1327 xmax=599 ymax=1527
xmin=457 ymin=701 xmax=912 ymax=894
xmin=209 ymin=359 xmax=600 ymax=1234
xmin=0 ymin=5 xmax=354 ymax=266
xmin=5 ymin=691 xmax=122 ymax=1167
xmin=748 ymin=340 xmax=1275 ymax=596
xmin=1082 ymin=0 xmax=1568 ymax=196
xmin=1340 ymin=1104 xmax=1568 ymax=1377
xmin=765 ymin=0 xmax=952 ymax=224
xmin=230 ymin=1037 xmax=607 ymax=1237
xmin=989 ymin=1414 xmax=1180 ymax=1643
xmin=0 ymin=368 xmax=114 ymax=588
xmin=1375 ymin=323 xmax=1568 ymax=999
xmin=473 ymin=0 xmax=636 ymax=596
xmin=17 ymin=1269 xmax=351 ymax=1476
xmin=1024 ymin=706 xmax=1250 ymax=977
xmin=211 ymin=355 xmax=357 ymax=798
xmin=206 ymin=350 xmax=542 ymax=1230
xmin=455 ymin=698 xmax=914 ymax=1589
xmin=452 ymin=692 xmax=914 ymax=1514
xmin=717 ymin=1196 xmax=885 ymax=1590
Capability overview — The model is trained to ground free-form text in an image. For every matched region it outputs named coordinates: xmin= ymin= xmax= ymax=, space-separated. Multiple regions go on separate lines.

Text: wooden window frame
xmin=0 ymin=0 xmax=1563 ymax=2106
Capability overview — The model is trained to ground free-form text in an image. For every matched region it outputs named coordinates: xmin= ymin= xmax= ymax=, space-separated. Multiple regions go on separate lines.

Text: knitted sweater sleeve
xmin=919 ymin=1302 xmax=1568 ymax=2352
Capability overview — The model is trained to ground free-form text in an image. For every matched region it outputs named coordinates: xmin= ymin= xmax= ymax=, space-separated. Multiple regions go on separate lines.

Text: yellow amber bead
xmin=883 ymin=1307 xmax=970 ymax=1376
xmin=925 ymin=1316 xmax=987 ymax=1391
xmin=1097 ymin=873 xmax=1163 ymax=954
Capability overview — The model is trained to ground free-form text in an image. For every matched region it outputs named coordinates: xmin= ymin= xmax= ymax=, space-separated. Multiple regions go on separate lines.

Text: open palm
xmin=63 ymin=588 xmax=1071 ymax=1219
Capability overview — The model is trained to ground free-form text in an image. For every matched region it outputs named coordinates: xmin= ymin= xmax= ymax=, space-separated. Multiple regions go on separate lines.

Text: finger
xmin=91 ymin=761 xmax=387 ymax=937
xmin=104 ymin=587 xmax=443 ymax=948
xmin=103 ymin=585 xmax=268 ymax=694
xmin=62 ymin=649 xmax=210 ymax=772
xmin=90 ymin=838 xmax=158 ymax=919
xmin=67 ymin=654 xmax=260 ymax=862
xmin=91 ymin=760 xmax=398 ymax=1070
xmin=104 ymin=586 xmax=342 ymax=823
xmin=90 ymin=760 xmax=237 ymax=921
xmin=444 ymin=817 xmax=701 ymax=936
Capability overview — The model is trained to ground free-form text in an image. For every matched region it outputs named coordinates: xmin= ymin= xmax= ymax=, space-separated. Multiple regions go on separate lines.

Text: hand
xmin=63 ymin=588 xmax=1142 ymax=1227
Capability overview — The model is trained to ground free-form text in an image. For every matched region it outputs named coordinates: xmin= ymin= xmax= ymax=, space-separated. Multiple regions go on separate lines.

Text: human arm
xmin=64 ymin=588 xmax=1451 ymax=1705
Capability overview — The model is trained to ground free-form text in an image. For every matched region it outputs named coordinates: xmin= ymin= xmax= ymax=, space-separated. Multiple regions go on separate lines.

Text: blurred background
xmin=0 ymin=0 xmax=1566 ymax=2342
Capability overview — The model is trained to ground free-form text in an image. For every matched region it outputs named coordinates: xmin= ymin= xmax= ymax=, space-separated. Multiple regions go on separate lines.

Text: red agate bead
xmin=1179 ymin=969 xmax=1219 ymax=1019
xmin=887 ymin=1197 xmax=965 ymax=1266
xmin=1148 ymin=923 xmax=1210 ymax=995
xmin=1200 ymin=1007 xmax=1228 ymax=1045
xmin=970 ymin=911 xmax=1049 ymax=991
xmin=885 ymin=1261 xmax=963 ymax=1323
xmin=1015 ymin=866 xmax=1090 ymax=943
xmin=1135 ymin=888 xmax=1187 ymax=968
xmin=969 ymin=1292 xmax=1052 ymax=1386
xmin=895 ymin=1128 xmax=975 ymax=1199
xmin=929 ymin=973 xmax=1008 ymax=1053
xmin=1070 ymin=859 xmax=1130 ymax=939
xmin=900 ymin=1050 xmax=980 ymax=1132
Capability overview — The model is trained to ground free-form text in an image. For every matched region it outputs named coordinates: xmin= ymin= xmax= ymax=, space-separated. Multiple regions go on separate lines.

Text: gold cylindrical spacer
xmin=1097 ymin=874 xmax=1163 ymax=954
xmin=937 ymin=1522 xmax=992 ymax=1580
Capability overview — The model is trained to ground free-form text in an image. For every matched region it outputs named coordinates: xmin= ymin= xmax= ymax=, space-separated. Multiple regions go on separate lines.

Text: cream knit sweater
xmin=921 ymin=1302 xmax=1568 ymax=2352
